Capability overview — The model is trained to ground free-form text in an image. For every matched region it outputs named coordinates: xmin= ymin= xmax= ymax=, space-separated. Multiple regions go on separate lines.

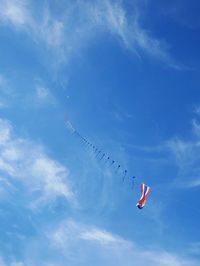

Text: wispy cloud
xmin=0 ymin=175 xmax=14 ymax=198
xmin=0 ymin=215 xmax=198 ymax=265
xmin=39 ymin=8 xmax=64 ymax=48
xmin=166 ymin=118 xmax=200 ymax=188
xmin=89 ymin=0 xmax=175 ymax=64
xmin=35 ymin=84 xmax=57 ymax=107
xmin=0 ymin=118 xmax=76 ymax=208
xmin=0 ymin=74 xmax=58 ymax=109
xmin=0 ymin=0 xmax=64 ymax=51
xmin=36 ymin=85 xmax=49 ymax=100
xmin=0 ymin=0 xmax=178 ymax=67
xmin=49 ymin=219 xmax=132 ymax=253
xmin=0 ymin=0 xmax=30 ymax=28
xmin=47 ymin=218 xmax=198 ymax=266
xmin=66 ymin=0 xmax=178 ymax=67
xmin=80 ymin=228 xmax=125 ymax=245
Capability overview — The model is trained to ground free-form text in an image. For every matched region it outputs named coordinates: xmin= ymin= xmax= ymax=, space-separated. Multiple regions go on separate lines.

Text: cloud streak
xmin=0 ymin=0 xmax=30 ymax=27
xmin=89 ymin=0 xmax=174 ymax=64
xmin=0 ymin=0 xmax=178 ymax=67
xmin=0 ymin=117 xmax=76 ymax=208
xmin=166 ymin=117 xmax=200 ymax=188
xmin=45 ymin=218 xmax=198 ymax=266
xmin=0 ymin=0 xmax=64 ymax=51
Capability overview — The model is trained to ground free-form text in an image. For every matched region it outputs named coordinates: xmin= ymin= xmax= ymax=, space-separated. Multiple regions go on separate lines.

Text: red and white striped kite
xmin=136 ymin=183 xmax=151 ymax=209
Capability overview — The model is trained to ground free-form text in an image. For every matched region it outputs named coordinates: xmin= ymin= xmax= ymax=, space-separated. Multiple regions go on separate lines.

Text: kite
xmin=136 ymin=183 xmax=150 ymax=209
xmin=64 ymin=113 xmax=154 ymax=211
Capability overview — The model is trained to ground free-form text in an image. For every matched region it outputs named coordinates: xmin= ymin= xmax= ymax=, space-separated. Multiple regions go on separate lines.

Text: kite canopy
xmin=136 ymin=183 xmax=150 ymax=209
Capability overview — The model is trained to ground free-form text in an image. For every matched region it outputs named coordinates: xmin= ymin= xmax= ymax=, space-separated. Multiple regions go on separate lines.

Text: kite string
xmin=64 ymin=113 xmax=137 ymax=187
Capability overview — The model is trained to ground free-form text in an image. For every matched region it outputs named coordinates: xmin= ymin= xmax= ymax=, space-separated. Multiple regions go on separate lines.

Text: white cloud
xmin=0 ymin=175 xmax=14 ymax=197
xmin=91 ymin=1 xmax=130 ymax=46
xmin=167 ymin=124 xmax=200 ymax=188
xmin=142 ymin=250 xmax=196 ymax=266
xmin=47 ymin=218 xmax=198 ymax=266
xmin=167 ymin=138 xmax=192 ymax=165
xmin=39 ymin=9 xmax=64 ymax=47
xmin=49 ymin=218 xmax=132 ymax=254
xmin=36 ymin=86 xmax=49 ymax=100
xmin=0 ymin=0 xmax=177 ymax=67
xmin=0 ymin=0 xmax=64 ymax=51
xmin=90 ymin=0 xmax=169 ymax=60
xmin=0 ymin=118 xmax=76 ymax=208
xmin=35 ymin=84 xmax=57 ymax=106
xmin=70 ymin=0 xmax=176 ymax=66
xmin=0 ymin=0 xmax=30 ymax=27
xmin=0 ymin=74 xmax=57 ymax=109
xmin=0 ymin=119 xmax=12 ymax=144
xmin=80 ymin=228 xmax=125 ymax=245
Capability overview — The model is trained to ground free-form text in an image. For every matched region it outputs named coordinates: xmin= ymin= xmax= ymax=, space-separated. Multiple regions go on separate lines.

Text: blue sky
xmin=0 ymin=0 xmax=200 ymax=265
